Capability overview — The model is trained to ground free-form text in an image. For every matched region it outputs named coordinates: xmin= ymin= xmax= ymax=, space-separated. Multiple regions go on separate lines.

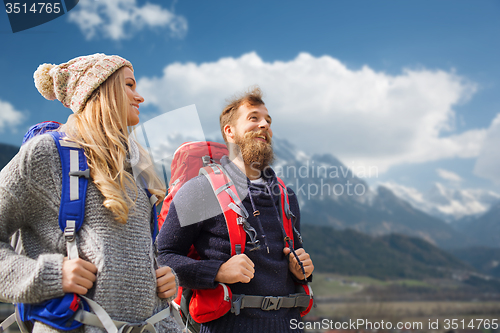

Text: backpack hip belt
xmin=1 ymin=297 xmax=170 ymax=333
xmin=230 ymin=292 xmax=312 ymax=316
xmin=74 ymin=296 xmax=170 ymax=333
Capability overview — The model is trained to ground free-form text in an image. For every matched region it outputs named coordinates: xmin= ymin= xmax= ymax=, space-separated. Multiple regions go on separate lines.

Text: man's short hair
xmin=220 ymin=86 xmax=265 ymax=142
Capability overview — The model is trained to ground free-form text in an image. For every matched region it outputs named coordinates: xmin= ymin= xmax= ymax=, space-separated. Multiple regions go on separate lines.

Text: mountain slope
xmin=0 ymin=143 xmax=19 ymax=170
xmin=456 ymin=202 xmax=500 ymax=248
xmin=301 ymin=225 xmax=472 ymax=279
xmin=449 ymin=247 xmax=500 ymax=278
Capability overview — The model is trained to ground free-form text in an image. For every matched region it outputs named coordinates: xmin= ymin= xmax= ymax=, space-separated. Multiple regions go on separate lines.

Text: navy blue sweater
xmin=157 ymin=156 xmax=306 ymax=333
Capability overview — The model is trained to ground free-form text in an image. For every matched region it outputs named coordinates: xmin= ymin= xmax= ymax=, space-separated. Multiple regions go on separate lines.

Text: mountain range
xmin=1 ymin=137 xmax=497 ymax=250
xmin=272 ymin=138 xmax=496 ymax=249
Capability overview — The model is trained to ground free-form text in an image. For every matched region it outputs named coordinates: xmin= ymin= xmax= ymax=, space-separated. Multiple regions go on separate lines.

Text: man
xmin=157 ymin=87 xmax=314 ymax=332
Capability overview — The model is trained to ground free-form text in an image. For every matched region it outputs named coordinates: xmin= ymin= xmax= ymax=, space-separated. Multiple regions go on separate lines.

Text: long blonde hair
xmin=61 ymin=67 xmax=165 ymax=224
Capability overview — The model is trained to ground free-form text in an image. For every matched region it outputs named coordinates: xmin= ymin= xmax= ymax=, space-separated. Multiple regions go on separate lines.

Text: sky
xmin=1 ymin=0 xmax=499 ymax=221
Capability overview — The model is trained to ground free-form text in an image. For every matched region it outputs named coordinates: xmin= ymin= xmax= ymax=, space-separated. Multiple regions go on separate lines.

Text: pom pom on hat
xmin=33 ymin=53 xmax=132 ymax=113
xmin=34 ymin=63 xmax=57 ymax=100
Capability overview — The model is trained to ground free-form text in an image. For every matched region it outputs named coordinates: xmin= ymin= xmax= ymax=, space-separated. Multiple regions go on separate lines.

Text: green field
xmin=305 ymin=273 xmax=500 ymax=332
xmin=310 ymin=273 xmax=436 ymax=297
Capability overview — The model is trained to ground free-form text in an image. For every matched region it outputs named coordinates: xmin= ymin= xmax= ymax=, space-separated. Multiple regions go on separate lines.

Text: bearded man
xmin=157 ymin=87 xmax=314 ymax=333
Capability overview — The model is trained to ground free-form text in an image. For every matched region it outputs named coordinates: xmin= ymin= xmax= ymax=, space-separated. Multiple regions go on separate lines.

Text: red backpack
xmin=158 ymin=142 xmax=313 ymax=332
xmin=158 ymin=141 xmax=228 ymax=230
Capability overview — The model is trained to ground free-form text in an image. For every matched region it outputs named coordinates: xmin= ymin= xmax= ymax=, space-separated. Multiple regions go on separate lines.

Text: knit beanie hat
xmin=34 ymin=53 xmax=133 ymax=113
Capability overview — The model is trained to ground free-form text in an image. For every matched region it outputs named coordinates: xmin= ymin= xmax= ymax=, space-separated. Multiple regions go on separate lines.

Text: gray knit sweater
xmin=0 ymin=134 xmax=180 ymax=333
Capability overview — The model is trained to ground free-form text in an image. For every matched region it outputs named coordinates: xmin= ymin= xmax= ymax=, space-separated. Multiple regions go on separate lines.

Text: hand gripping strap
xmin=276 ymin=177 xmax=293 ymax=248
xmin=49 ymin=132 xmax=89 ymax=241
xmin=200 ymin=165 xmax=246 ymax=256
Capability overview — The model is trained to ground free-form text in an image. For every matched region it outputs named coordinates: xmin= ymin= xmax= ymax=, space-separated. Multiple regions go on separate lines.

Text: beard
xmin=233 ymin=130 xmax=274 ymax=173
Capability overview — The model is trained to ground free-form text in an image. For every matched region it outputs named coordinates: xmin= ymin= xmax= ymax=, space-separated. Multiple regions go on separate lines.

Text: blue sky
xmin=1 ymin=0 xmax=499 ymax=220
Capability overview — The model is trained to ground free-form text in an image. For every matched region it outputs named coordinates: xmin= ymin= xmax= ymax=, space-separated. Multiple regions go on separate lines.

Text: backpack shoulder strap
xmin=22 ymin=121 xmax=62 ymax=146
xmin=199 ymin=165 xmax=248 ymax=256
xmin=135 ymin=172 xmax=161 ymax=242
xmin=48 ymin=132 xmax=89 ymax=260
xmin=276 ymin=177 xmax=294 ymax=248
xmin=145 ymin=189 xmax=159 ymax=241
xmin=144 ymin=188 xmax=159 ymax=243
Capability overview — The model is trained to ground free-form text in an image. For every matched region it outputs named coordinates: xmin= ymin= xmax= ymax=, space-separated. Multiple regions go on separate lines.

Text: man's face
xmin=229 ymin=103 xmax=274 ymax=171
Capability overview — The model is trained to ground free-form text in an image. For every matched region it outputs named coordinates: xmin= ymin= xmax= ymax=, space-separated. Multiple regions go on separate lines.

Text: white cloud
xmin=380 ymin=181 xmax=500 ymax=221
xmin=68 ymin=0 xmax=187 ymax=40
xmin=0 ymin=99 xmax=25 ymax=132
xmin=473 ymin=113 xmax=500 ymax=184
xmin=137 ymin=52 xmax=485 ymax=172
xmin=436 ymin=168 xmax=462 ymax=183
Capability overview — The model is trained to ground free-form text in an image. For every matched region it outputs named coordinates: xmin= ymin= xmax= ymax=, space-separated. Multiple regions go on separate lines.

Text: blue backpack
xmin=0 ymin=122 xmax=165 ymax=333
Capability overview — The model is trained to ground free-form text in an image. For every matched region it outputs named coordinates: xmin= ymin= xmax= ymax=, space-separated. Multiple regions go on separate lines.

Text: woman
xmin=0 ymin=54 xmax=180 ymax=333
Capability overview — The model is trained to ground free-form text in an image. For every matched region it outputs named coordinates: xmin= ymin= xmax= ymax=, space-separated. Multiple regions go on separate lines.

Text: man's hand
xmin=283 ymin=248 xmax=314 ymax=280
xmin=215 ymin=254 xmax=255 ymax=284
xmin=156 ymin=266 xmax=177 ymax=299
xmin=62 ymin=257 xmax=97 ymax=295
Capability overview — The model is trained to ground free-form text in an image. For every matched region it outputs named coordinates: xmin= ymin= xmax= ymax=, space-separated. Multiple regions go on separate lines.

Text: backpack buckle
xmin=202 ymin=155 xmax=211 ymax=167
xmin=69 ymin=169 xmax=90 ymax=179
xmin=231 ymin=295 xmax=243 ymax=315
xmin=64 ymin=226 xmax=75 ymax=241
xmin=118 ymin=322 xmax=147 ymax=333
xmin=261 ymin=296 xmax=283 ymax=311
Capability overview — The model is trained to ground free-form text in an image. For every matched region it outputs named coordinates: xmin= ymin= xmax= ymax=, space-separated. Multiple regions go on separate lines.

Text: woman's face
xmin=123 ymin=67 xmax=144 ymax=126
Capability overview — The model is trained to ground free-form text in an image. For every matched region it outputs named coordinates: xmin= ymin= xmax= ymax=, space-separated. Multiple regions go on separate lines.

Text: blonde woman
xmin=0 ymin=54 xmax=180 ymax=333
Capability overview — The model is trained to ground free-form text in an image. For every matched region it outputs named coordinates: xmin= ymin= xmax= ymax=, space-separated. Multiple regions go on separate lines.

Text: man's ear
xmin=224 ymin=124 xmax=235 ymax=143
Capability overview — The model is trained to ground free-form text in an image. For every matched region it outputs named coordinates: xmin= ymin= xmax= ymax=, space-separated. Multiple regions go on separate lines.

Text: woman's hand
xmin=62 ymin=257 xmax=98 ymax=295
xmin=156 ymin=266 xmax=177 ymax=299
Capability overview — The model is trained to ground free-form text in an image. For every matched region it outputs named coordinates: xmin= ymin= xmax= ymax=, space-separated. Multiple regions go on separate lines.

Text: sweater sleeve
xmin=0 ymin=135 xmax=65 ymax=303
xmin=156 ymin=176 xmax=225 ymax=290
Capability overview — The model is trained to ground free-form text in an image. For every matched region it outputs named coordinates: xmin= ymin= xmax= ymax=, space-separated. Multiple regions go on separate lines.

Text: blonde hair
xmin=61 ymin=67 xmax=165 ymax=224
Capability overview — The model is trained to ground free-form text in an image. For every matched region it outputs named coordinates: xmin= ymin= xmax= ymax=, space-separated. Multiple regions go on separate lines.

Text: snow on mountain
xmin=379 ymin=181 xmax=500 ymax=222
xmin=271 ymin=138 xmax=474 ymax=248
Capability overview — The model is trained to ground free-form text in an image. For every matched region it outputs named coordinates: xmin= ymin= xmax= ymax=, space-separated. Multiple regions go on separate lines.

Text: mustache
xmin=244 ymin=130 xmax=272 ymax=143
